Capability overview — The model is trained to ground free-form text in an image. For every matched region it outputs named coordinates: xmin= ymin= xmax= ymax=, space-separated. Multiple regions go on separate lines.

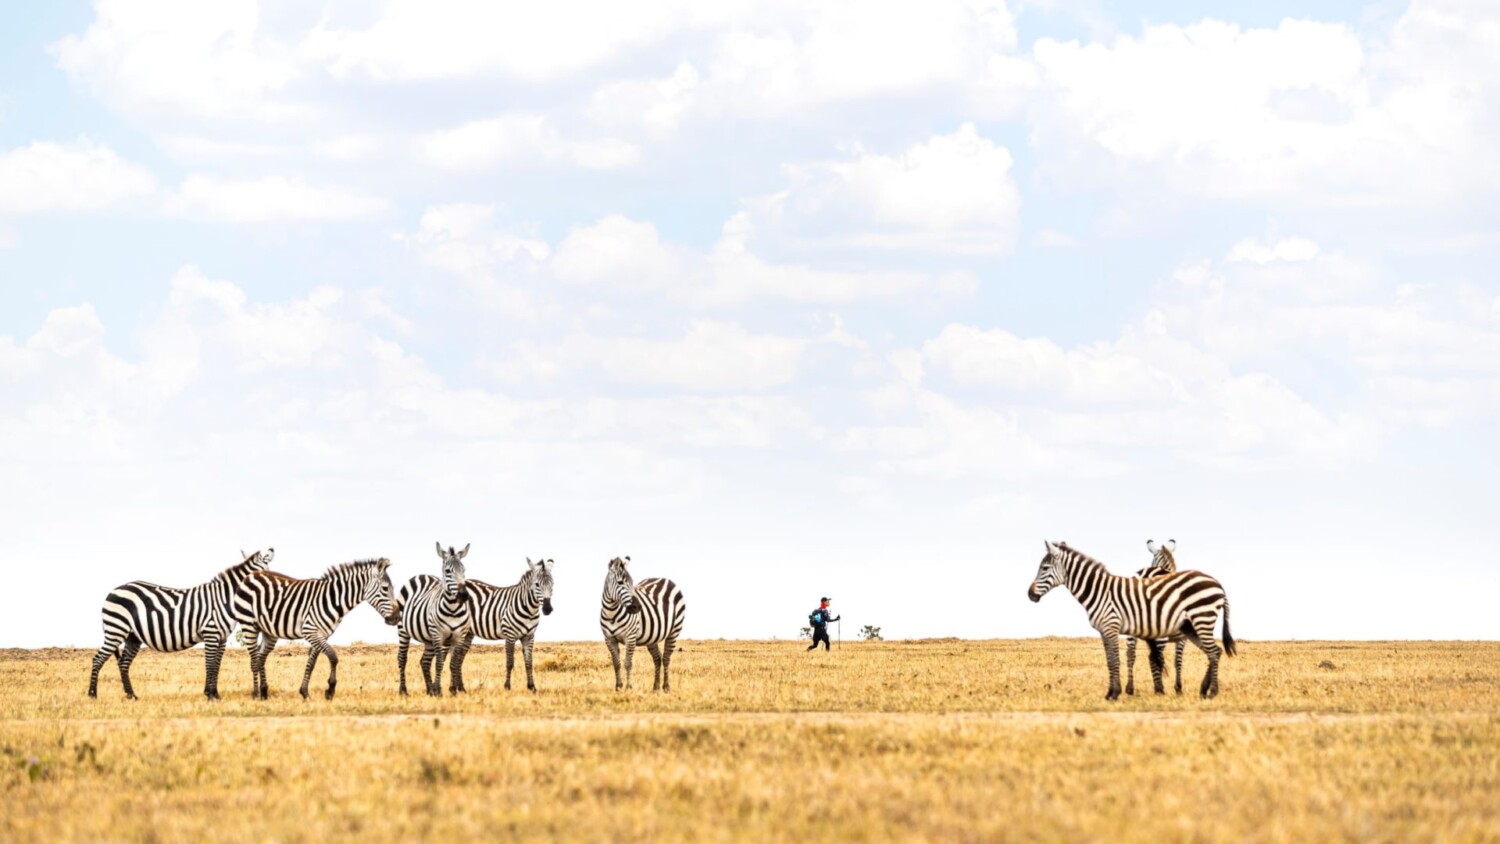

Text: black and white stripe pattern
xmin=1028 ymin=540 xmax=1236 ymax=699
xmin=395 ymin=542 xmax=471 ymax=697
xmin=1126 ymin=539 xmax=1188 ymax=696
xmin=450 ymin=557 xmax=555 ymax=693
xmin=233 ymin=557 xmax=397 ymax=700
xmin=88 ymin=548 xmax=274 ymax=700
xmin=600 ymin=556 xmax=686 ymax=692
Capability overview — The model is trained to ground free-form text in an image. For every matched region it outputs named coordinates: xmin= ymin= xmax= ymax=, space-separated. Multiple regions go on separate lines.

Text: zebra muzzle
xmin=542 ymin=598 xmax=553 ymax=616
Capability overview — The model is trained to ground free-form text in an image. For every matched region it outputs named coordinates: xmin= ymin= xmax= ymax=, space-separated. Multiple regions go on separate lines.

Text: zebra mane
xmin=1053 ymin=543 xmax=1110 ymax=575
xmin=323 ymin=558 xmax=388 ymax=580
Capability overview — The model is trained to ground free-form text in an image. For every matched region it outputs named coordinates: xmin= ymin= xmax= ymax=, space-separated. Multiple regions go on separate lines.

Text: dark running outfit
xmin=807 ymin=607 xmax=839 ymax=651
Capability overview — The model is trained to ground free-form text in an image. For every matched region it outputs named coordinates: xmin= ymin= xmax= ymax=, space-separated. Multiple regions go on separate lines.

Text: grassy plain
xmin=2 ymin=639 xmax=1498 ymax=842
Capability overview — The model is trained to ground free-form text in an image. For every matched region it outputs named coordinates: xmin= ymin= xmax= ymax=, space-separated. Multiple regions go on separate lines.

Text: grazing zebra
xmin=600 ymin=556 xmax=686 ymax=692
xmin=1027 ymin=541 xmax=1236 ymax=700
xmin=1126 ymin=539 xmax=1188 ymax=696
xmin=395 ymin=543 xmax=471 ymax=697
xmin=88 ymin=548 xmax=274 ymax=700
xmin=449 ymin=557 xmax=555 ymax=694
xmin=233 ymin=557 xmax=397 ymax=700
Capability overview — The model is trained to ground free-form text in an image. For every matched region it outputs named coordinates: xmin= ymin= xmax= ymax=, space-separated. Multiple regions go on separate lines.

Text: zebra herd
xmin=87 ymin=543 xmax=686 ymax=701
xmin=88 ymin=536 xmax=1234 ymax=703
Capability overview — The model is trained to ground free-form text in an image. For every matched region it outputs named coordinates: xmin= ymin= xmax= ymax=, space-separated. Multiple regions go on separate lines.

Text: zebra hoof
xmin=1105 ymin=690 xmax=1120 ymax=701
xmin=299 ymin=689 xmax=310 ymax=700
xmin=527 ymin=685 xmax=537 ymax=694
xmin=325 ymin=689 xmax=336 ymax=701
xmin=125 ymin=693 xmax=138 ymax=701
xmin=1125 ymin=684 xmax=1135 ymax=696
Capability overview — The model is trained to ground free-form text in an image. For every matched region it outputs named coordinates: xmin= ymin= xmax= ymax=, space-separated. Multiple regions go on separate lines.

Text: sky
xmin=2 ymin=0 xmax=1498 ymax=649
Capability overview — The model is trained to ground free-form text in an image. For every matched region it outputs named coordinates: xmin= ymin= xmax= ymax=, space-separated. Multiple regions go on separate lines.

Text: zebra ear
xmin=1147 ymin=539 xmax=1158 ymax=554
xmin=527 ymin=557 xmax=537 ymax=570
xmin=1166 ymin=539 xmax=1176 ymax=552
xmin=435 ymin=541 xmax=445 ymax=559
xmin=1043 ymin=540 xmax=1055 ymax=554
xmin=458 ymin=543 xmax=470 ymax=560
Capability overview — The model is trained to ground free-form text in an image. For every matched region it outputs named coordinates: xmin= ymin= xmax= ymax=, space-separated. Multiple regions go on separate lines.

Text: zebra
xmin=1027 ymin=540 xmax=1236 ymax=700
xmin=1125 ymin=539 xmax=1187 ymax=696
xmin=449 ymin=556 xmax=555 ymax=694
xmin=395 ymin=542 xmax=471 ymax=697
xmin=600 ymin=556 xmax=686 ymax=692
xmin=88 ymin=547 xmax=274 ymax=700
xmin=233 ymin=557 xmax=398 ymax=700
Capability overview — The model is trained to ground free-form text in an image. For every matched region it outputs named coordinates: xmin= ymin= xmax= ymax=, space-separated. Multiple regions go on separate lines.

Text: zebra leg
xmin=89 ymin=632 xmax=123 ymax=698
xmin=1147 ymin=640 xmax=1166 ymax=695
xmin=420 ymin=644 xmax=439 ymax=696
xmin=397 ymin=631 xmax=412 ymax=696
xmin=202 ymin=631 xmax=226 ymax=700
xmin=434 ymin=646 xmax=450 ymax=697
xmin=246 ymin=630 xmax=265 ymax=698
xmin=322 ymin=642 xmax=340 ymax=700
xmin=606 ymin=637 xmax=623 ymax=690
xmin=299 ymin=639 xmax=325 ymax=700
xmin=645 ymin=642 xmax=663 ymax=692
xmin=450 ymin=632 xmax=472 ymax=695
xmin=1125 ymin=636 xmax=1137 ymax=696
xmin=522 ymin=635 xmax=536 ymax=692
xmin=1100 ymin=629 xmax=1122 ymax=701
xmin=1174 ymin=640 xmax=1185 ymax=695
xmin=1182 ymin=617 xmax=1223 ymax=699
xmin=504 ymin=639 xmax=516 ymax=691
xmin=117 ymin=635 xmax=143 ymax=701
xmin=624 ymin=641 xmax=636 ymax=690
xmin=255 ymin=636 xmax=277 ymax=699
xmin=661 ymin=639 xmax=676 ymax=693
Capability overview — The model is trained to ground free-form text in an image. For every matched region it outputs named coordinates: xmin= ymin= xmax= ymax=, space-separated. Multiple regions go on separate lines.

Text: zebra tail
xmin=1221 ymin=598 xmax=1237 ymax=657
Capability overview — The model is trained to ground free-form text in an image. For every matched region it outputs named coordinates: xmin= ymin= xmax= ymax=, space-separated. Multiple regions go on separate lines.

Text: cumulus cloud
xmin=771 ymin=123 xmax=1021 ymax=253
xmin=1030 ymin=6 xmax=1500 ymax=203
xmin=0 ymin=140 xmax=156 ymax=215
xmin=419 ymin=114 xmax=638 ymax=171
xmin=164 ymin=175 xmax=390 ymax=222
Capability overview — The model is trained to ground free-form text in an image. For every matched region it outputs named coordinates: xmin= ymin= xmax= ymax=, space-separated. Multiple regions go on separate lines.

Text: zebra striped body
xmin=233 ymin=558 xmax=396 ymax=700
xmin=1028 ymin=541 xmax=1236 ymax=700
xmin=450 ymin=557 xmax=555 ymax=693
xmin=396 ymin=543 xmax=470 ymax=697
xmin=600 ymin=556 xmax=686 ymax=692
xmin=1126 ymin=539 xmax=1187 ymax=696
xmin=88 ymin=548 xmax=273 ymax=700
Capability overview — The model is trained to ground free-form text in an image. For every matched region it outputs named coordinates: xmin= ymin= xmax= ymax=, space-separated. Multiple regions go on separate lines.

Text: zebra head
xmin=435 ymin=542 xmax=469 ymax=600
xmin=1028 ymin=541 xmax=1067 ymax=603
xmin=365 ymin=558 xmax=398 ymax=623
xmin=223 ymin=547 xmax=274 ymax=583
xmin=529 ymin=557 xmax=555 ymax=615
xmin=1144 ymin=539 xmax=1177 ymax=576
xmin=606 ymin=556 xmax=640 ymax=615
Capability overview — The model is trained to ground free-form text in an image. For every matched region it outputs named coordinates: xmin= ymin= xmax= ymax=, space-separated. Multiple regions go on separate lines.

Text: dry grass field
xmin=2 ymin=638 xmax=1498 ymax=842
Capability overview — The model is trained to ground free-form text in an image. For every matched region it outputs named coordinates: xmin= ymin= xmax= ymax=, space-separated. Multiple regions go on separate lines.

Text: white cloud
xmin=1030 ymin=7 xmax=1500 ymax=203
xmin=0 ymin=225 xmax=16 ymax=249
xmin=1225 ymin=236 xmax=1320 ymax=264
xmin=551 ymin=215 xmax=682 ymax=292
xmin=0 ymin=140 xmax=156 ymax=215
xmin=923 ymin=324 xmax=1179 ymax=403
xmin=165 ymin=175 xmax=390 ymax=222
xmin=419 ymin=114 xmax=639 ymax=171
xmin=311 ymin=134 xmax=381 ymax=162
xmin=506 ymin=320 xmax=811 ymax=392
xmin=305 ymin=0 xmax=696 ymax=82
xmin=407 ymin=205 xmax=976 ymax=308
xmin=773 ymin=123 xmax=1021 ymax=253
xmin=587 ymin=63 xmax=700 ymax=137
xmin=51 ymin=0 xmax=301 ymax=121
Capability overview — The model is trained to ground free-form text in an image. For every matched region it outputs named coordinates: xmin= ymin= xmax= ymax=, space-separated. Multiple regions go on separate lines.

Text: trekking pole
xmin=837 ymin=617 xmax=842 ymax=651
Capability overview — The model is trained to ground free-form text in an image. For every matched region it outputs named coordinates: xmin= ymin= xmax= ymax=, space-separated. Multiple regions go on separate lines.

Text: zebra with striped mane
xmin=395 ymin=542 xmax=471 ymax=697
xmin=233 ymin=557 xmax=397 ymax=700
xmin=449 ymin=556 xmax=555 ymax=694
xmin=600 ymin=556 xmax=686 ymax=692
xmin=88 ymin=547 xmax=274 ymax=700
xmin=1126 ymin=539 xmax=1187 ymax=696
xmin=1027 ymin=540 xmax=1236 ymax=699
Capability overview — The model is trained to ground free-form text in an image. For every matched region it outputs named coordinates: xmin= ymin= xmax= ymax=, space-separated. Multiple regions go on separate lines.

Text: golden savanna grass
xmin=3 ymin=639 xmax=1498 ymax=842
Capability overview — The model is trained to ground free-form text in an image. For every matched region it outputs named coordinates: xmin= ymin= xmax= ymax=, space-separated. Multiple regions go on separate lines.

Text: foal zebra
xmin=396 ymin=543 xmax=471 ymax=697
xmin=233 ymin=557 xmax=398 ymax=700
xmin=89 ymin=548 xmax=274 ymax=700
xmin=1027 ymin=541 xmax=1236 ymax=700
xmin=449 ymin=556 xmax=555 ymax=694
xmin=1125 ymin=539 xmax=1187 ymax=696
xmin=600 ymin=556 xmax=686 ymax=692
